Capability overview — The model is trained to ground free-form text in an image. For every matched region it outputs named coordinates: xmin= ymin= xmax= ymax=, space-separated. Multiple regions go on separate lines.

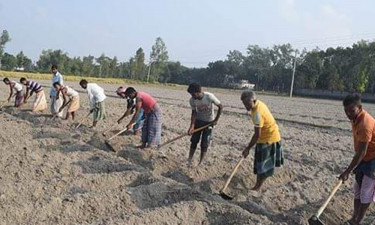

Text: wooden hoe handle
xmin=221 ymin=157 xmax=245 ymax=192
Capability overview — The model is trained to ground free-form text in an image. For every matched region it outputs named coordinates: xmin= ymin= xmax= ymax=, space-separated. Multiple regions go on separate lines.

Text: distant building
xmin=238 ymin=80 xmax=255 ymax=90
xmin=223 ymin=75 xmax=255 ymax=90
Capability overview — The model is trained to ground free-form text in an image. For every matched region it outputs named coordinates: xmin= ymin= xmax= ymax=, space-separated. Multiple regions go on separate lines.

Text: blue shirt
xmin=50 ymin=72 xmax=64 ymax=97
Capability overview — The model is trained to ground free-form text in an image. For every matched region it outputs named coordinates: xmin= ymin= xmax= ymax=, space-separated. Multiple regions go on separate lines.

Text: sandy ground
xmin=0 ymin=78 xmax=374 ymax=225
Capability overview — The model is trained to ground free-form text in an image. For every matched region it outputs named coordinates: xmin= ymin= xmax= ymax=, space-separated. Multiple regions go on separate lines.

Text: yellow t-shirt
xmin=250 ymin=100 xmax=281 ymax=144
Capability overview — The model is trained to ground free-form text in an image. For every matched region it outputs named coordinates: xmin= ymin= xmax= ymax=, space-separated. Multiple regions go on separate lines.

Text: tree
xmin=134 ymin=48 xmax=146 ymax=80
xmin=149 ymin=37 xmax=169 ymax=82
xmin=37 ymin=49 xmax=70 ymax=73
xmin=81 ymin=55 xmax=95 ymax=76
xmin=1 ymin=53 xmax=16 ymax=70
xmin=0 ymin=30 xmax=11 ymax=69
xmin=16 ymin=51 xmax=33 ymax=70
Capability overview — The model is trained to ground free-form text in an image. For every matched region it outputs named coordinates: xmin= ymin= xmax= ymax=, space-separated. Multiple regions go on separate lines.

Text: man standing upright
xmin=339 ymin=94 xmax=375 ymax=225
xmin=50 ymin=65 xmax=64 ymax=117
xmin=187 ymin=83 xmax=223 ymax=166
xmin=79 ymin=79 xmax=106 ymax=127
xmin=241 ymin=91 xmax=283 ymax=191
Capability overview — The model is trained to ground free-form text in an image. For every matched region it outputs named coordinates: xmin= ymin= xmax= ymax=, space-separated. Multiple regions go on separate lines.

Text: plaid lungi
xmin=93 ymin=101 xmax=106 ymax=121
xmin=254 ymin=141 xmax=284 ymax=178
xmin=14 ymin=91 xmax=24 ymax=107
xmin=142 ymin=105 xmax=162 ymax=146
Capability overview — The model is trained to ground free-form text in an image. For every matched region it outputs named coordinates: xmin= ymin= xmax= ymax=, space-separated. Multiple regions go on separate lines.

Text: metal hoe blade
xmin=308 ymin=216 xmax=324 ymax=225
xmin=219 ymin=190 xmax=234 ymax=200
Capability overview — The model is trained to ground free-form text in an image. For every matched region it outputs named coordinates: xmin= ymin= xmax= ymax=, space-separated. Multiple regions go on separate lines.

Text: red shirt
xmin=352 ymin=109 xmax=375 ymax=162
xmin=137 ymin=91 xmax=156 ymax=114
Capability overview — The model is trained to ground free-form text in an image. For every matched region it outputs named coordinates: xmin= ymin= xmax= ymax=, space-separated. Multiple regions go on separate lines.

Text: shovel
xmin=102 ymin=122 xmax=120 ymax=137
xmin=75 ymin=111 xmax=93 ymax=129
xmin=104 ymin=127 xmax=131 ymax=152
xmin=219 ymin=156 xmax=245 ymax=200
xmin=308 ymin=179 xmax=343 ymax=225
xmin=158 ymin=123 xmax=213 ymax=149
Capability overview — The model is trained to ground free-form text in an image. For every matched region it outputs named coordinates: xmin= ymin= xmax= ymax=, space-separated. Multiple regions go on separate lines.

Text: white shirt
xmin=11 ymin=81 xmax=23 ymax=92
xmin=86 ymin=83 xmax=106 ymax=109
xmin=189 ymin=92 xmax=221 ymax=122
xmin=65 ymin=86 xmax=79 ymax=97
xmin=50 ymin=71 xmax=64 ymax=97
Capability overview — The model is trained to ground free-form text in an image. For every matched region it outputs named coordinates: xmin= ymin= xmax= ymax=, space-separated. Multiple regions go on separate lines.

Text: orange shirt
xmin=352 ymin=109 xmax=375 ymax=162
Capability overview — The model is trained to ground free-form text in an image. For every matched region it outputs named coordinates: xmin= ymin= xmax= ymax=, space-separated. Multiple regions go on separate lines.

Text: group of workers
xmin=2 ymin=64 xmax=375 ymax=224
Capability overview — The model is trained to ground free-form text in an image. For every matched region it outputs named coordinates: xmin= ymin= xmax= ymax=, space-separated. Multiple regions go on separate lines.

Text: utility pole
xmin=289 ymin=51 xmax=297 ymax=98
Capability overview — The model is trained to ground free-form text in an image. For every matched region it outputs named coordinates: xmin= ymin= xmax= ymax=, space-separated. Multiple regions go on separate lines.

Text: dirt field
xmin=0 ymin=78 xmax=374 ymax=225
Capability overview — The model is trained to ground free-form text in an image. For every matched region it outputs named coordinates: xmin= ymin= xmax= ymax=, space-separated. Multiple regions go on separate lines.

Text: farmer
xmin=116 ymin=86 xmax=144 ymax=135
xmin=50 ymin=65 xmax=64 ymax=117
xmin=79 ymin=79 xmax=106 ymax=127
xmin=53 ymin=82 xmax=80 ymax=120
xmin=241 ymin=91 xmax=283 ymax=191
xmin=339 ymin=94 xmax=375 ymax=225
xmin=187 ymin=83 xmax=223 ymax=166
xmin=3 ymin=78 xmax=24 ymax=107
xmin=20 ymin=78 xmax=47 ymax=112
xmin=124 ymin=87 xmax=162 ymax=148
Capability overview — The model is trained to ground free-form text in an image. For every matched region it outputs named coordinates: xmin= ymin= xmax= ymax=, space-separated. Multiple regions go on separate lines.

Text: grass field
xmin=0 ymin=70 xmax=178 ymax=87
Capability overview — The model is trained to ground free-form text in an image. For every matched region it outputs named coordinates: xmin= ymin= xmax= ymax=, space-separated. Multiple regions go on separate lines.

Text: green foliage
xmin=1 ymin=35 xmax=375 ymax=94
xmin=0 ymin=30 xmax=11 ymax=57
xmin=149 ymin=37 xmax=169 ymax=82
xmin=1 ymin=53 xmax=16 ymax=70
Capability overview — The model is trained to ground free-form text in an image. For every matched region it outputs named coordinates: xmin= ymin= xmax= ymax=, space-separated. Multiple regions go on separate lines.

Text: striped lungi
xmin=33 ymin=91 xmax=47 ymax=112
xmin=254 ymin=141 xmax=284 ymax=179
xmin=93 ymin=101 xmax=106 ymax=121
xmin=142 ymin=105 xmax=162 ymax=146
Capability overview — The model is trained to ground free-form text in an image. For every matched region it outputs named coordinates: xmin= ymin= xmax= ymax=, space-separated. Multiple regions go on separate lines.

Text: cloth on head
xmin=253 ymin=142 xmax=284 ymax=179
xmin=142 ymin=104 xmax=162 ymax=146
xmin=93 ymin=101 xmax=106 ymax=122
xmin=116 ymin=87 xmax=126 ymax=95
xmin=33 ymin=91 xmax=47 ymax=112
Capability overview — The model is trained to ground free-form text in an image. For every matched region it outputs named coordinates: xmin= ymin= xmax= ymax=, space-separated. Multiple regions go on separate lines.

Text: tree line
xmin=1 ymin=29 xmax=375 ymax=93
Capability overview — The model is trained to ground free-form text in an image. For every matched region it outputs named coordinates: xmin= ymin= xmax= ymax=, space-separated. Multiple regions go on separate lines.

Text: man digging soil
xmin=187 ymin=83 xmax=223 ymax=167
xmin=339 ymin=94 xmax=375 ymax=225
xmin=241 ymin=91 xmax=284 ymax=191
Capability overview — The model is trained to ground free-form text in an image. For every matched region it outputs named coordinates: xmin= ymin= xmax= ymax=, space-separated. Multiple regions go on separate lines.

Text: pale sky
xmin=1 ymin=0 xmax=375 ymax=67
